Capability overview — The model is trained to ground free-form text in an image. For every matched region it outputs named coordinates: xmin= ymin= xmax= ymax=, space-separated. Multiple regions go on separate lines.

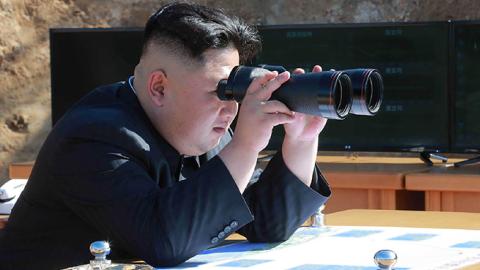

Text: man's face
xmin=160 ymin=47 xmax=239 ymax=155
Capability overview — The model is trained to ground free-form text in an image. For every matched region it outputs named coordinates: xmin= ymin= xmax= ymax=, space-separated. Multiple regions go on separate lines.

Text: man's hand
xmin=283 ymin=65 xmax=328 ymax=142
xmin=219 ymin=70 xmax=295 ymax=192
xmin=282 ymin=65 xmax=328 ymax=186
xmin=233 ymin=70 xmax=295 ymax=152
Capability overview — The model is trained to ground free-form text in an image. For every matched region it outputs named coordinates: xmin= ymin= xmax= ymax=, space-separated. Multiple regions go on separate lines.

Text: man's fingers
xmin=293 ymin=65 xmax=322 ymax=74
xmin=256 ymin=71 xmax=290 ymax=101
xmin=267 ymin=112 xmax=295 ymax=126
xmin=312 ymin=65 xmax=322 ymax=72
xmin=261 ymin=100 xmax=293 ymax=116
xmin=292 ymin=68 xmax=305 ymax=75
xmin=248 ymin=71 xmax=278 ymax=95
xmin=260 ymin=100 xmax=295 ymax=126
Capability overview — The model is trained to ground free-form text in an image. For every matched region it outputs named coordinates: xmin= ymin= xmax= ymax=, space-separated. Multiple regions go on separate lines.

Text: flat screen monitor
xmin=50 ymin=24 xmax=450 ymax=153
xmin=50 ymin=28 xmax=143 ymax=124
xmin=451 ymin=21 xmax=480 ymax=154
xmin=256 ymin=23 xmax=450 ymax=152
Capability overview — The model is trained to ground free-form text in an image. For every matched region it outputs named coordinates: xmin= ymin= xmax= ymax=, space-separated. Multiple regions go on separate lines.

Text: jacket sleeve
xmin=236 ymin=149 xmax=331 ymax=242
xmin=53 ymin=139 xmax=253 ymax=267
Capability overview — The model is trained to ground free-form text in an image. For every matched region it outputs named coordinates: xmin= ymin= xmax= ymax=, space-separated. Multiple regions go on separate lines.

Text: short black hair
xmin=142 ymin=2 xmax=261 ymax=64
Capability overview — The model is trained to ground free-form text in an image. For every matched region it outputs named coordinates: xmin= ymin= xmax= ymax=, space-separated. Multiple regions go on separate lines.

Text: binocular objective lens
xmin=366 ymin=72 xmax=383 ymax=114
xmin=334 ymin=74 xmax=353 ymax=118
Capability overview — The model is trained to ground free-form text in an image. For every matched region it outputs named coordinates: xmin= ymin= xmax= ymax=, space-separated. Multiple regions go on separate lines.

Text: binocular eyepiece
xmin=216 ymin=65 xmax=383 ymax=120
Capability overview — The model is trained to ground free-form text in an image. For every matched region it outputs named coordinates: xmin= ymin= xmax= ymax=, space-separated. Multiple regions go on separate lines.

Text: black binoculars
xmin=216 ymin=65 xmax=384 ymax=120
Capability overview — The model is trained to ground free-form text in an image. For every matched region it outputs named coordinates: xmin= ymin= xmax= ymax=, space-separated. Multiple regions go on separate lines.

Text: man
xmin=0 ymin=2 xmax=330 ymax=269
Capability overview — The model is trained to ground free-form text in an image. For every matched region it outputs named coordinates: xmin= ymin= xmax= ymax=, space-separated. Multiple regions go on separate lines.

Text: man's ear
xmin=146 ymin=69 xmax=168 ymax=107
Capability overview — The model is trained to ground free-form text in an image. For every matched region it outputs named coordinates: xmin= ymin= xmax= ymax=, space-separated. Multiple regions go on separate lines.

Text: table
xmin=325 ymin=209 xmax=480 ymax=230
xmin=328 ymin=209 xmax=480 ymax=270
xmin=8 ymin=156 xmax=480 ymax=214
xmin=0 ymin=210 xmax=474 ymax=269
xmin=319 ymin=160 xmax=428 ymax=213
xmin=316 ymin=155 xmax=439 ymax=213
xmin=261 ymin=155 xmax=433 ymax=213
xmin=406 ymin=164 xmax=480 ymax=212
xmin=10 ymin=157 xmax=431 ymax=214
xmin=228 ymin=208 xmax=480 ymax=238
xmin=8 ymin=161 xmax=33 ymax=179
xmin=325 ymin=209 xmax=480 ymax=270
xmin=64 ymin=209 xmax=480 ymax=269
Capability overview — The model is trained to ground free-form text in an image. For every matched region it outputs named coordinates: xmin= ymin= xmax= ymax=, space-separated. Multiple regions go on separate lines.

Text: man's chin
xmin=205 ymin=137 xmax=223 ymax=153
xmin=189 ymin=139 xmax=222 ymax=156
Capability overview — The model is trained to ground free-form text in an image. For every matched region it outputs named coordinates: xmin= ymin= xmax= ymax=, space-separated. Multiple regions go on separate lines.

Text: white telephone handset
xmin=0 ymin=179 xmax=27 ymax=214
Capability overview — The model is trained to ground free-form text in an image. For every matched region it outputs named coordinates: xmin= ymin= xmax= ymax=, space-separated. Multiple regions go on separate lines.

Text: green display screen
xmin=256 ymin=23 xmax=450 ymax=152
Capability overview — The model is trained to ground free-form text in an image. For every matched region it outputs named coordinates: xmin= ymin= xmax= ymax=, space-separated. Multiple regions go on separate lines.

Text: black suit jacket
xmin=0 ymin=81 xmax=330 ymax=269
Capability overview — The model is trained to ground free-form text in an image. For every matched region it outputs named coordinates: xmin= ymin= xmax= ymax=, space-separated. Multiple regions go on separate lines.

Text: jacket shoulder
xmin=52 ymin=82 xmax=151 ymax=153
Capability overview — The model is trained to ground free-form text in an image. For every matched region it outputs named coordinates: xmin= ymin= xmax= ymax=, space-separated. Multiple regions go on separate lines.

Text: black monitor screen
xmin=51 ymin=24 xmax=450 ymax=153
xmin=256 ymin=23 xmax=450 ymax=152
xmin=50 ymin=28 xmax=143 ymax=124
xmin=452 ymin=22 xmax=480 ymax=153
